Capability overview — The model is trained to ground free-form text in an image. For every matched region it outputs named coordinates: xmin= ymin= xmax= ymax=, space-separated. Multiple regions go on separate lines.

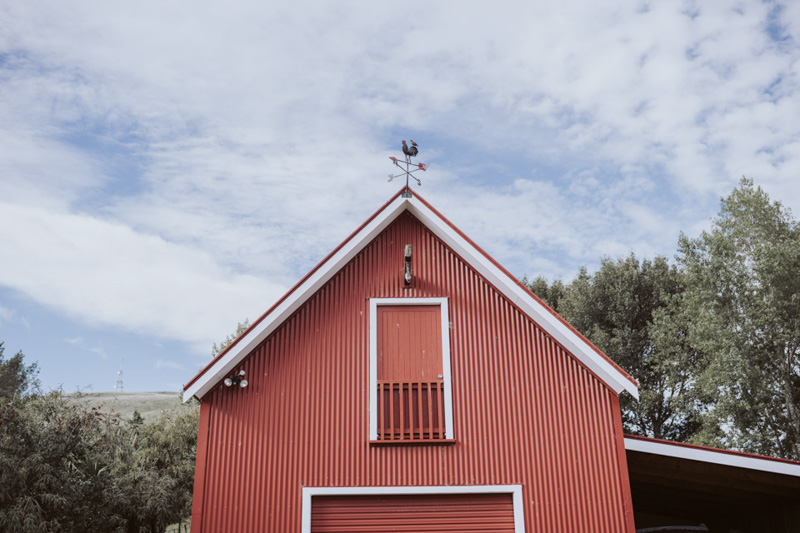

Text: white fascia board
xmin=404 ymin=199 xmax=639 ymax=399
xmin=184 ymin=193 xmax=638 ymax=402
xmin=624 ymin=437 xmax=800 ymax=477
xmin=301 ymin=485 xmax=524 ymax=533
xmin=183 ymin=196 xmax=413 ymax=402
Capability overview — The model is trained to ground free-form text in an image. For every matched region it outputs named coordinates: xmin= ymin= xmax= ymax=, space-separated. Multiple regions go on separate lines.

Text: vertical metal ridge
xmin=196 ymin=212 xmax=631 ymax=532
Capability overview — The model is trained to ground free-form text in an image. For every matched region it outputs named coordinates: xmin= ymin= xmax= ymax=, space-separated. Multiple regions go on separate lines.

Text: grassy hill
xmin=68 ymin=391 xmax=184 ymax=422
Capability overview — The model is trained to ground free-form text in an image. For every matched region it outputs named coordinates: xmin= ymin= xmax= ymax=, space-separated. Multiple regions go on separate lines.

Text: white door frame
xmin=369 ymin=297 xmax=454 ymax=440
xmin=302 ymin=484 xmax=525 ymax=533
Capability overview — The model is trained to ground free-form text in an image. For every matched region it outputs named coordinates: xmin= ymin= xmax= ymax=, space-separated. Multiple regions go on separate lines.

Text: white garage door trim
xmin=302 ymin=484 xmax=525 ymax=533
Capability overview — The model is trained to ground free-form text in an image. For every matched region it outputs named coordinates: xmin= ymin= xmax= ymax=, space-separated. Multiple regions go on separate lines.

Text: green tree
xmin=678 ymin=177 xmax=800 ymax=459
xmin=0 ymin=342 xmax=39 ymax=399
xmin=0 ymin=391 xmax=127 ymax=532
xmin=529 ymin=255 xmax=699 ymax=440
xmin=131 ymin=409 xmax=145 ymax=426
xmin=114 ymin=398 xmax=199 ymax=532
xmin=0 ymin=390 xmax=199 ymax=532
xmin=523 ymin=275 xmax=566 ymax=311
xmin=211 ymin=319 xmax=250 ymax=358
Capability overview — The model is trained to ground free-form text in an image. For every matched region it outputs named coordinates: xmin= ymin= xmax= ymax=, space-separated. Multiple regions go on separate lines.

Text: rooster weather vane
xmin=388 ymin=140 xmax=428 ymax=196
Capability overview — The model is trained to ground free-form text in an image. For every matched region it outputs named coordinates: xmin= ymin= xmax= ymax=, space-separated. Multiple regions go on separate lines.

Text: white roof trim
xmin=183 ymin=195 xmax=411 ymax=401
xmin=404 ymin=198 xmax=638 ymax=399
xmin=624 ymin=437 xmax=800 ymax=477
xmin=184 ymin=193 xmax=638 ymax=402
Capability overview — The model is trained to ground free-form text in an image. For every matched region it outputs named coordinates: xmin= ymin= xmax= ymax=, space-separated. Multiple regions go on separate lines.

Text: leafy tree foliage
xmin=0 ymin=391 xmax=199 ymax=532
xmin=0 ymin=321 xmax=245 ymax=531
xmin=0 ymin=343 xmax=39 ymax=399
xmin=211 ymin=318 xmax=250 ymax=358
xmin=523 ymin=276 xmax=566 ymax=311
xmin=117 ymin=400 xmax=198 ymax=532
xmin=529 ymin=256 xmax=700 ymax=440
xmin=528 ymin=179 xmax=800 ymax=460
xmin=678 ymin=178 xmax=800 ymax=459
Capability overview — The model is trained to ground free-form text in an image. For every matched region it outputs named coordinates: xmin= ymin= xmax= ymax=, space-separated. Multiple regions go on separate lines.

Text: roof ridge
xmin=184 ymin=187 xmax=638 ymax=401
xmin=410 ymin=190 xmax=637 ymax=388
xmin=183 ymin=187 xmax=409 ymax=392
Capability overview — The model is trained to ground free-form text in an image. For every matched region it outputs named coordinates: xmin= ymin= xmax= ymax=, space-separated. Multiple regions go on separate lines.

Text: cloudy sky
xmin=1 ymin=1 xmax=798 ymax=393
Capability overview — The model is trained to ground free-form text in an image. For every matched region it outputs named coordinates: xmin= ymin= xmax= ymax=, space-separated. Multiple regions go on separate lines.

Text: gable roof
xmin=183 ymin=188 xmax=639 ymax=402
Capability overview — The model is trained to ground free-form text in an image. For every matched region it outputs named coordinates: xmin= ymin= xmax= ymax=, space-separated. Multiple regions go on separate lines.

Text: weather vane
xmin=388 ymin=140 xmax=429 ymax=197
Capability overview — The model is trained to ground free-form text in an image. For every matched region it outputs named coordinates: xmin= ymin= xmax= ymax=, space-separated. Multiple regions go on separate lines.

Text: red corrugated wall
xmin=192 ymin=211 xmax=635 ymax=532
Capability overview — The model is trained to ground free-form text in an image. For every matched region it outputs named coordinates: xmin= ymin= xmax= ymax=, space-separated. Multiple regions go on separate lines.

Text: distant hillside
xmin=68 ymin=391 xmax=184 ymax=422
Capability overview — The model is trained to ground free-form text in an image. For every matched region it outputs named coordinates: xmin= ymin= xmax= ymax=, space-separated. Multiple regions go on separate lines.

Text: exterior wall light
xmin=404 ymin=244 xmax=413 ymax=285
xmin=224 ymin=369 xmax=248 ymax=388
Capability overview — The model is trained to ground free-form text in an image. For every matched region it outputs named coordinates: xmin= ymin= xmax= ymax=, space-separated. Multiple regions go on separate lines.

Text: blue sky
xmin=1 ymin=1 xmax=799 ymax=393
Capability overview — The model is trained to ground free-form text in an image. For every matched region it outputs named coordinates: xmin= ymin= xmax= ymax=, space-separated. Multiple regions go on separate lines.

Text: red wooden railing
xmin=376 ymin=381 xmax=446 ymax=441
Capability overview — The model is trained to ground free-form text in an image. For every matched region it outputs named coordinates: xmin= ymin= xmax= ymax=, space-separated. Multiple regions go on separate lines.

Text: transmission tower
xmin=114 ymin=358 xmax=124 ymax=393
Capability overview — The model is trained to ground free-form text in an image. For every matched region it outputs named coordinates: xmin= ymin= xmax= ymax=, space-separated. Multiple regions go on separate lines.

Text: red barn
xmin=183 ymin=188 xmax=800 ymax=532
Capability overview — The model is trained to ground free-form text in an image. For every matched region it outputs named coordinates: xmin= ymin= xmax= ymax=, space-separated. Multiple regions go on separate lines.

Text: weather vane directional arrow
xmin=388 ymin=139 xmax=429 ymax=196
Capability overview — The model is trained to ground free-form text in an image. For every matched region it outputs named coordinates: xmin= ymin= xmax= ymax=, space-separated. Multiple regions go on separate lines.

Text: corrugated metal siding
xmin=311 ymin=493 xmax=515 ymax=532
xmin=194 ymin=211 xmax=633 ymax=532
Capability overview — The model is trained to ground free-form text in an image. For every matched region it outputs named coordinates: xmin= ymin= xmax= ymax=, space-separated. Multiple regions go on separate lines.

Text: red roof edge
xmin=625 ymin=434 xmax=800 ymax=467
xmin=183 ymin=187 xmax=409 ymax=392
xmin=409 ymin=190 xmax=639 ymax=389
xmin=185 ymin=185 xmax=638 ymax=394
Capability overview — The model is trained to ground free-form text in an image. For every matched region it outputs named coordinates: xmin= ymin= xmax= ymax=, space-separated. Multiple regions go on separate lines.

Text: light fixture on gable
xmin=224 ymin=369 xmax=248 ymax=389
xmin=404 ymin=244 xmax=413 ymax=285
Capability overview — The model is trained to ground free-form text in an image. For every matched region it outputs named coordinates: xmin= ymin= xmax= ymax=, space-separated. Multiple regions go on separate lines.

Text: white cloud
xmin=0 ymin=202 xmax=284 ymax=348
xmin=0 ymin=0 xmax=798 ymax=357
xmin=91 ymin=344 xmax=109 ymax=360
xmin=0 ymin=305 xmax=13 ymax=325
xmin=155 ymin=359 xmax=184 ymax=370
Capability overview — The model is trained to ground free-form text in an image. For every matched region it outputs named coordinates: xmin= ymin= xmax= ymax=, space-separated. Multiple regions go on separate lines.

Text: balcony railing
xmin=376 ymin=381 xmax=445 ymax=441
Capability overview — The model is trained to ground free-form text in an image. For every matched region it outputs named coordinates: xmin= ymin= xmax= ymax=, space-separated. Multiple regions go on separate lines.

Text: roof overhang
xmin=184 ymin=189 xmax=639 ymax=402
xmin=624 ymin=435 xmax=800 ymax=477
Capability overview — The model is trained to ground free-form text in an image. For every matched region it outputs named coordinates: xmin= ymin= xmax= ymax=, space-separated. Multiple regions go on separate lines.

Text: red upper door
xmin=375 ymin=305 xmax=446 ymax=441
xmin=376 ymin=305 xmax=443 ymax=381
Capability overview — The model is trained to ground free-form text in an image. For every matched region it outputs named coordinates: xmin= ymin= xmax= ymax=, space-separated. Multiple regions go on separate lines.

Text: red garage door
xmin=311 ymin=493 xmax=515 ymax=532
